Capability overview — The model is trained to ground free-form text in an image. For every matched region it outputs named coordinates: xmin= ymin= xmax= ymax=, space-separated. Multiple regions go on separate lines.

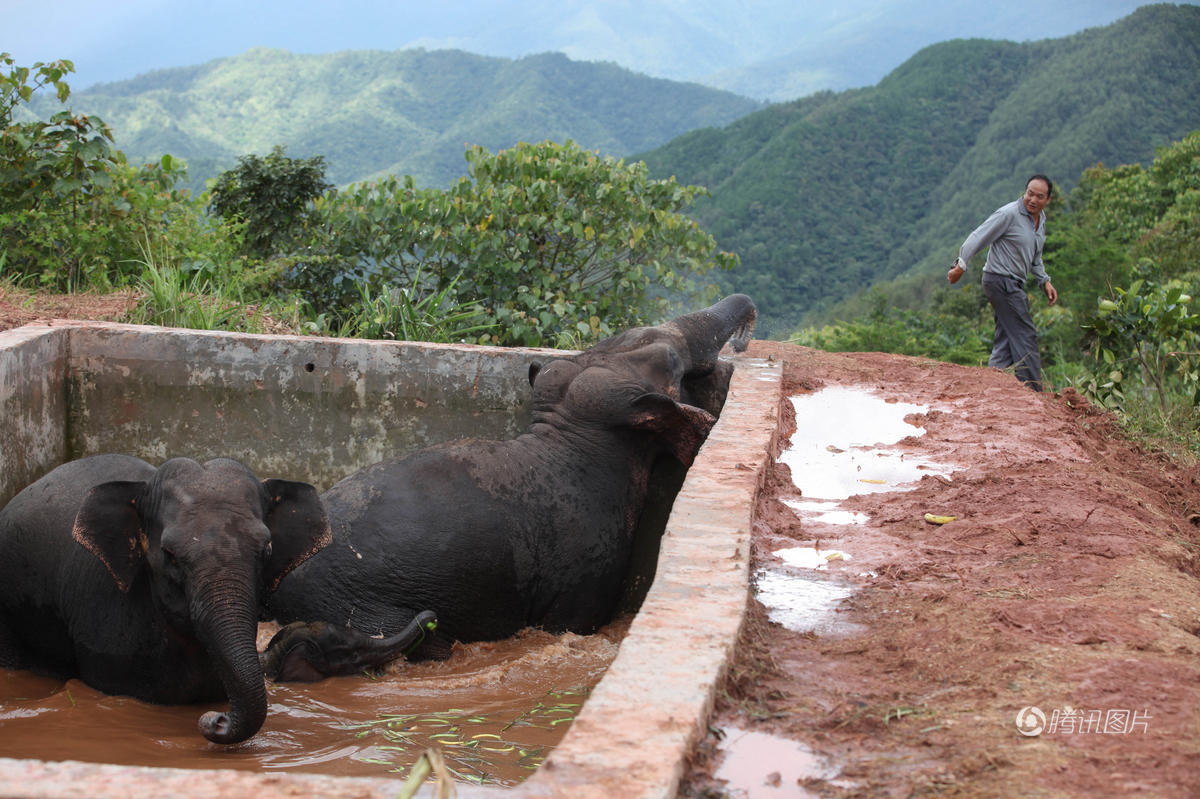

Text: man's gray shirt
xmin=957 ymin=198 xmax=1050 ymax=286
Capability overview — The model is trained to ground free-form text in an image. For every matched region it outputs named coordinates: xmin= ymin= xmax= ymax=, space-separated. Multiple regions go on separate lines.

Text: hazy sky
xmin=5 ymin=0 xmax=1159 ymax=94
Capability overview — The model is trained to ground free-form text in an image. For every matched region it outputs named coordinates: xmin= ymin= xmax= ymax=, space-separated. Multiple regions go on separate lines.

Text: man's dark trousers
xmin=981 ymin=271 xmax=1042 ymax=391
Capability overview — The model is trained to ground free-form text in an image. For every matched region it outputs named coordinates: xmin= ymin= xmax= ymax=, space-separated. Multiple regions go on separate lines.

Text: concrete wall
xmin=0 ymin=321 xmax=783 ymax=799
xmin=2 ymin=322 xmax=559 ymax=502
xmin=0 ymin=326 xmax=70 ymax=509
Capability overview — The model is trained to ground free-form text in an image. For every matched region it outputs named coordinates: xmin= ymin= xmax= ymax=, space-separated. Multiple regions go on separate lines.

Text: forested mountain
xmin=638 ymin=3 xmax=1200 ymax=335
xmin=12 ymin=0 xmax=1149 ymax=104
xmin=45 ymin=48 xmax=761 ymax=190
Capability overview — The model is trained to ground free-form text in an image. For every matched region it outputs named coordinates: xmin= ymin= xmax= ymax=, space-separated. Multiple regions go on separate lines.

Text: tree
xmin=209 ymin=145 xmax=332 ymax=260
xmin=1 ymin=53 xmax=120 ymax=288
xmin=790 ymin=285 xmax=992 ymax=365
xmin=1052 ymin=131 xmax=1200 ymax=284
xmin=1083 ymin=259 xmax=1200 ymax=412
xmin=1 ymin=54 xmax=230 ymax=293
xmin=292 ymin=140 xmax=738 ymax=346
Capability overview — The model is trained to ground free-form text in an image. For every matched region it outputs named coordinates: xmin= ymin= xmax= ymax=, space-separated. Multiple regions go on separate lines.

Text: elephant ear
xmin=260 ymin=479 xmax=333 ymax=591
xmin=628 ymin=393 xmax=717 ymax=467
xmin=72 ymin=481 xmax=148 ymax=593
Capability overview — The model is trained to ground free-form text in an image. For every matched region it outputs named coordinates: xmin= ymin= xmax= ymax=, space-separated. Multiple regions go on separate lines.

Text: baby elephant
xmin=0 ymin=454 xmax=331 ymax=744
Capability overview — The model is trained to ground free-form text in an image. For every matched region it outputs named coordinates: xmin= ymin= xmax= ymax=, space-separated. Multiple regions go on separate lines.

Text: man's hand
xmin=947 ymin=261 xmax=965 ymax=284
xmin=1044 ymin=280 xmax=1058 ymax=306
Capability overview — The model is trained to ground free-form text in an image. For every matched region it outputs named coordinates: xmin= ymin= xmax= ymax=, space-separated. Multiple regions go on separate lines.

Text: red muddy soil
xmin=678 ymin=340 xmax=1200 ymax=798
xmin=4 ymin=294 xmax=1199 ymax=797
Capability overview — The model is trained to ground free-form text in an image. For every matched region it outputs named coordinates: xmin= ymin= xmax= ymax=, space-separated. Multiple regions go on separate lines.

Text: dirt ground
xmin=0 ymin=286 xmax=139 ymax=331
xmin=678 ymin=340 xmax=1200 ymax=798
xmin=4 ymin=292 xmax=1199 ymax=797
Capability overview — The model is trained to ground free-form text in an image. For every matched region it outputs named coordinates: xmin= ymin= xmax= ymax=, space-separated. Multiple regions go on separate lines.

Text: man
xmin=948 ymin=174 xmax=1058 ymax=391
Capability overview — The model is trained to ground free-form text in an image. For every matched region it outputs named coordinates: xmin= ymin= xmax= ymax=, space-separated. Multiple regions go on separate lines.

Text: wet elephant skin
xmin=266 ymin=295 xmax=757 ymax=678
xmin=0 ymin=454 xmax=331 ymax=743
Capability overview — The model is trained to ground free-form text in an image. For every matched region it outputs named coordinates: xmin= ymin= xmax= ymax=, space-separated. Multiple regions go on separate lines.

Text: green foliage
xmin=790 ymin=285 xmax=991 ymax=365
xmin=209 ymin=144 xmax=332 ymax=259
xmin=127 ymin=254 xmax=270 ymax=333
xmin=1080 ymin=260 xmax=1200 ymax=413
xmin=1 ymin=53 xmax=72 ymax=124
xmin=1064 ymin=131 xmax=1200 ymax=279
xmin=638 ymin=4 xmax=1200 ymax=333
xmin=339 ymin=274 xmax=494 ymax=344
xmin=1 ymin=54 xmax=237 ymax=292
xmin=291 ymin=140 xmax=737 ymax=347
xmin=2 ymin=53 xmax=118 ymax=288
xmin=1 ymin=56 xmax=737 ymax=350
xmin=1038 ymin=129 xmax=1200 ymax=398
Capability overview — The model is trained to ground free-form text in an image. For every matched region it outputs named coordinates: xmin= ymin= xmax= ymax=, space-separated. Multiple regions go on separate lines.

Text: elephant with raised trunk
xmin=0 ymin=455 xmax=332 ymax=744
xmin=265 ymin=294 xmax=756 ymax=679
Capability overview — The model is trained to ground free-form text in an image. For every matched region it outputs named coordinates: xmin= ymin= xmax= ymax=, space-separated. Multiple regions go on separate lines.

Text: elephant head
xmin=525 ymin=294 xmax=755 ymax=613
xmin=71 ymin=457 xmax=331 ymax=744
xmin=531 ymin=293 xmax=758 ymax=422
xmin=528 ymin=353 xmax=717 ymax=467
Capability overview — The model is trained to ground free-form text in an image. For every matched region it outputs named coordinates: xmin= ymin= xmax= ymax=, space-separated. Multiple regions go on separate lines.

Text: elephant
xmin=264 ymin=294 xmax=757 ymax=679
xmin=0 ymin=454 xmax=332 ymax=744
xmin=260 ymin=610 xmax=438 ymax=682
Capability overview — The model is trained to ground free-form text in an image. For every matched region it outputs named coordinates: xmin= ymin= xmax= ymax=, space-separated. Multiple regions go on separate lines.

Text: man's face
xmin=1023 ymin=179 xmax=1050 ymax=216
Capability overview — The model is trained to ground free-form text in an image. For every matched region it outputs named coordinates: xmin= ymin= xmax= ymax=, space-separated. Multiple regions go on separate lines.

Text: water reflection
xmin=754 ymin=569 xmax=858 ymax=636
xmin=714 ymin=726 xmax=842 ymax=798
xmin=779 ymin=386 xmax=951 ymax=501
xmin=755 ymin=387 xmax=957 ymax=637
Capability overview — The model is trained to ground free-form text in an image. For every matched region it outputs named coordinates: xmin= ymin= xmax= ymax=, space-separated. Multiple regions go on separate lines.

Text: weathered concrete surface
xmin=0 ymin=326 xmax=69 ymax=509
xmin=1 ymin=321 xmax=556 ymax=498
xmin=0 ymin=322 xmax=782 ymax=799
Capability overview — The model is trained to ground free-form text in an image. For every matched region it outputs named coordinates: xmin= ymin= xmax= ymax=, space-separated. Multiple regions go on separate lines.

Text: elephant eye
xmin=262 ymin=541 xmax=273 ymax=560
xmin=161 ymin=547 xmax=180 ymax=568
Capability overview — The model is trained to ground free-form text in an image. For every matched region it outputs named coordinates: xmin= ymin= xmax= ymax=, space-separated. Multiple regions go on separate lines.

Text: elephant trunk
xmin=262 ymin=610 xmax=439 ymax=682
xmin=192 ymin=578 xmax=269 ymax=745
xmin=671 ymin=293 xmax=758 ymax=372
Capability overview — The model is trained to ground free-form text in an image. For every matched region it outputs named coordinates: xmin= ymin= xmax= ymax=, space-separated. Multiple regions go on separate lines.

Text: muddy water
xmin=0 ymin=619 xmax=626 ymax=786
xmin=714 ymin=726 xmax=840 ymax=798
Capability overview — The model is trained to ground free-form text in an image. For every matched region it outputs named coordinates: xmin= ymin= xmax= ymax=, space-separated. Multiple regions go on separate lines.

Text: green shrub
xmin=1079 ymin=259 xmax=1200 ymax=413
xmin=290 ymin=140 xmax=737 ymax=347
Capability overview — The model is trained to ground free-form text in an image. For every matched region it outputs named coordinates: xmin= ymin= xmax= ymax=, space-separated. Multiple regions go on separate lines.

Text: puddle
xmin=757 ymin=386 xmax=962 ymax=638
xmin=714 ymin=726 xmax=841 ymax=798
xmin=782 ymin=499 xmax=868 ymax=526
xmin=774 ymin=546 xmax=851 ymax=570
xmin=779 ymin=386 xmax=950 ymax=501
xmin=754 ymin=569 xmax=856 ymax=635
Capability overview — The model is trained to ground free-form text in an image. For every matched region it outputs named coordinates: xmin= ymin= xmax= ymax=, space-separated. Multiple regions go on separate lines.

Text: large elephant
xmin=264 ymin=294 xmax=756 ymax=679
xmin=0 ymin=454 xmax=332 ymax=744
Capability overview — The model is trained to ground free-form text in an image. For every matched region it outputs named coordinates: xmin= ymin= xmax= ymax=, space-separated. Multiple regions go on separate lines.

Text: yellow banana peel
xmin=923 ymin=513 xmax=957 ymax=525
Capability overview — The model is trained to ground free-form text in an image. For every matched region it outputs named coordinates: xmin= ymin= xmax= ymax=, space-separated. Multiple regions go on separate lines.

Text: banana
xmin=923 ymin=513 xmax=957 ymax=525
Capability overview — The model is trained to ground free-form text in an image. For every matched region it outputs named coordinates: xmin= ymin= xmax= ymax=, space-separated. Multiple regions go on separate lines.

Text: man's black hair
xmin=1026 ymin=174 xmax=1054 ymax=199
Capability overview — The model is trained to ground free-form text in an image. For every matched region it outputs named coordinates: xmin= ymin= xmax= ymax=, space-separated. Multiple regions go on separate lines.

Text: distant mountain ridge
xmin=24 ymin=4 xmax=1195 ymax=337
xmin=49 ymin=48 xmax=762 ymax=189
xmin=25 ymin=1 xmax=1151 ymax=104
xmin=636 ymin=3 xmax=1200 ymax=334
